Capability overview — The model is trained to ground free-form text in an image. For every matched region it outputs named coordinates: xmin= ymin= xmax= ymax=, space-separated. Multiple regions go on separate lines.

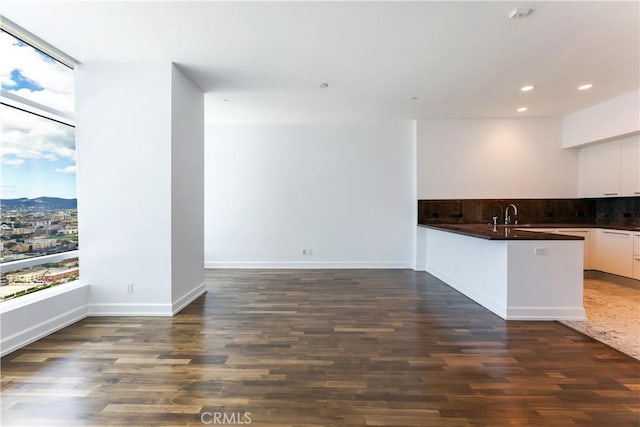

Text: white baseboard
xmin=427 ymin=268 xmax=587 ymax=321
xmin=1 ymin=304 xmax=88 ymax=357
xmin=88 ymin=303 xmax=173 ymax=317
xmin=506 ymin=306 xmax=586 ymax=321
xmin=172 ymin=282 xmax=207 ymax=315
xmin=88 ymin=286 xmax=207 ymax=316
xmin=0 ymin=282 xmax=207 ymax=357
xmin=427 ymin=267 xmax=508 ymax=320
xmin=204 ymin=261 xmax=412 ymax=269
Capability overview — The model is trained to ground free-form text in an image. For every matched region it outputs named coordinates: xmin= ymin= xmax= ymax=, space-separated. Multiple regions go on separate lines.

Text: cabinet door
xmin=557 ymin=229 xmax=591 ymax=270
xmin=601 ymin=230 xmax=633 ymax=277
xmin=621 ymin=137 xmax=640 ymax=196
xmin=581 ymin=141 xmax=621 ymax=197
xmin=591 ymin=228 xmax=602 ymax=270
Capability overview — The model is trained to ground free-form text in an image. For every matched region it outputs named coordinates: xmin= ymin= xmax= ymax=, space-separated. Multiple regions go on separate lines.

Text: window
xmin=0 ymin=30 xmax=74 ymax=115
xmin=0 ymin=28 xmax=78 ymax=301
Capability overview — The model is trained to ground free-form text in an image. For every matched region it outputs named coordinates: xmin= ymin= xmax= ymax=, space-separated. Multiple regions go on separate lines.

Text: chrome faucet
xmin=504 ymin=203 xmax=518 ymax=225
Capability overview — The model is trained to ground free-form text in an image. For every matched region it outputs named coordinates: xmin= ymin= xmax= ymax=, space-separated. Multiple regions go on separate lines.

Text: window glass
xmin=0 ymin=30 xmax=74 ymax=115
xmin=0 ymin=28 xmax=77 ymax=301
xmin=1 ymin=104 xmax=78 ymax=262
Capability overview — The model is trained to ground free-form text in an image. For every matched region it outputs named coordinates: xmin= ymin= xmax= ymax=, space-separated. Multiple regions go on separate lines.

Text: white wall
xmin=171 ymin=65 xmax=205 ymax=312
xmin=205 ymin=122 xmax=415 ymax=268
xmin=415 ymin=226 xmax=427 ymax=271
xmin=1 ymin=63 xmax=205 ymax=355
xmin=77 ymin=63 xmax=174 ymax=315
xmin=563 ymin=89 xmax=640 ymax=148
xmin=76 ymin=63 xmax=205 ymax=316
xmin=0 ymin=282 xmax=88 ymax=357
xmin=425 ymin=228 xmax=507 ymax=316
xmin=417 ymin=118 xmax=578 ymax=199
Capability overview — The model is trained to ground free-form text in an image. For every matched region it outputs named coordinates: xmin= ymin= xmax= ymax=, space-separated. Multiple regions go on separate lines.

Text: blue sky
xmin=2 ymin=69 xmax=45 ymax=92
xmin=1 ymin=104 xmax=77 ymax=200
xmin=1 ymin=31 xmax=76 ymax=200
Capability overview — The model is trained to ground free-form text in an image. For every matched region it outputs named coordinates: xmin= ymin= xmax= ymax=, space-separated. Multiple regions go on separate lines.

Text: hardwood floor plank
xmin=102 ymin=404 xmax=202 ymax=413
xmin=2 ymin=269 xmax=639 ymax=426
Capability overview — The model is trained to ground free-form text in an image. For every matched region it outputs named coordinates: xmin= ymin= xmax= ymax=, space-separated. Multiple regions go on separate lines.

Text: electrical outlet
xmin=534 ymin=248 xmax=548 ymax=255
xmin=302 ymin=249 xmax=307 ymax=255
xmin=126 ymin=282 xmax=134 ymax=294
xmin=308 ymin=249 xmax=313 ymax=256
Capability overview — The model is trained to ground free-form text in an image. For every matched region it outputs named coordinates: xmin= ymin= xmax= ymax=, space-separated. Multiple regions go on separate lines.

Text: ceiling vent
xmin=509 ymin=8 xmax=533 ymax=19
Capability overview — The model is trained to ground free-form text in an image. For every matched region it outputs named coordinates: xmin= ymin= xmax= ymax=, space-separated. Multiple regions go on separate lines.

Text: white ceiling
xmin=3 ymin=1 xmax=639 ymax=125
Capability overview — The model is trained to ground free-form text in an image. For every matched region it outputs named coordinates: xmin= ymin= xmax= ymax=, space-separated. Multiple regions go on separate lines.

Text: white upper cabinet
xmin=620 ymin=137 xmax=640 ymax=196
xmin=578 ymin=135 xmax=640 ymax=198
xmin=579 ymin=140 xmax=621 ymax=197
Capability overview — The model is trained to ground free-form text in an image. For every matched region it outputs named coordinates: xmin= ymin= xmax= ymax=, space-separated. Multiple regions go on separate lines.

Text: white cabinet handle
xmin=603 ymin=231 xmax=630 ymax=236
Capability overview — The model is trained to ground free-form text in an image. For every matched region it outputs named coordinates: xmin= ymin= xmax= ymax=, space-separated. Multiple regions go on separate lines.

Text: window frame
xmin=0 ymin=18 xmax=79 ymax=280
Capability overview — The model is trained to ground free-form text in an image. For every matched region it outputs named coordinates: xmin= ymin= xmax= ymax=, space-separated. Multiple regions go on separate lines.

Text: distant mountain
xmin=0 ymin=197 xmax=77 ymax=212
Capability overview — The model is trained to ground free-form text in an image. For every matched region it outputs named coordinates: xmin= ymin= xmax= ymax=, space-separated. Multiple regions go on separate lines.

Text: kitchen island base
xmin=423 ymin=227 xmax=585 ymax=321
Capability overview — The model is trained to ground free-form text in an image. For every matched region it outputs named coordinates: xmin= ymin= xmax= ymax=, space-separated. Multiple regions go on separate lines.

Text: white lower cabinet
xmin=634 ymin=233 xmax=640 ymax=280
xmin=591 ymin=228 xmax=602 ymax=271
xmin=526 ymin=227 xmax=639 ymax=279
xmin=601 ymin=230 xmax=634 ymax=278
xmin=556 ymin=229 xmax=591 ymax=270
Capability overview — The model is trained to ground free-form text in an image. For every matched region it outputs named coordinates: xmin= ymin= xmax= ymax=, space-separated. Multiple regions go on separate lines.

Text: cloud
xmin=2 ymin=69 xmax=44 ymax=91
xmin=54 ymin=165 xmax=76 ymax=174
xmin=3 ymin=158 xmax=24 ymax=166
xmin=0 ymin=104 xmax=76 ymax=166
xmin=0 ymin=31 xmax=74 ymax=113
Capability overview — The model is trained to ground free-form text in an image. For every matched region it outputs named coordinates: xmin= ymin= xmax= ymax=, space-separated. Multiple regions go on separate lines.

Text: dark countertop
xmin=518 ymin=223 xmax=640 ymax=232
xmin=419 ymin=224 xmax=584 ymax=240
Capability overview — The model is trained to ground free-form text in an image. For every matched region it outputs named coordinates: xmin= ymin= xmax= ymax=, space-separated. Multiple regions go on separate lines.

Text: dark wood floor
xmin=2 ymin=270 xmax=639 ymax=426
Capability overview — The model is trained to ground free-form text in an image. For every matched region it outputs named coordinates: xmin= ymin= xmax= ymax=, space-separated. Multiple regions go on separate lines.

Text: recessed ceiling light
xmin=410 ymin=96 xmax=418 ymax=101
xmin=223 ymin=99 xmax=229 ymax=103
xmin=516 ymin=107 xmax=528 ymax=113
xmin=578 ymin=83 xmax=593 ymax=91
xmin=520 ymin=85 xmax=535 ymax=92
xmin=319 ymin=82 xmax=329 ymax=89
xmin=509 ymin=8 xmax=533 ymax=19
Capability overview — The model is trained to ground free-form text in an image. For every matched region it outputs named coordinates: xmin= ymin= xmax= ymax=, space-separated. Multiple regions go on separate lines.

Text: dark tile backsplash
xmin=418 ymin=197 xmax=640 ymax=227
xmin=595 ymin=197 xmax=640 ymax=227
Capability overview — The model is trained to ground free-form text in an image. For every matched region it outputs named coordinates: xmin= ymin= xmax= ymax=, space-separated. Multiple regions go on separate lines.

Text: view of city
xmin=0 ymin=198 xmax=78 ymax=263
xmin=1 ymin=31 xmax=79 ymax=301
xmin=0 ymin=198 xmax=79 ymax=301
xmin=0 ymin=257 xmax=79 ymax=301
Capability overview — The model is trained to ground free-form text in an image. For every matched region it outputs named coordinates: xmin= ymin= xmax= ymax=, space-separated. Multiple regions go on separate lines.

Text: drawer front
xmin=601 ymin=230 xmax=633 ymax=278
xmin=635 ymin=233 xmax=640 ymax=256
xmin=635 ymin=257 xmax=640 ymax=280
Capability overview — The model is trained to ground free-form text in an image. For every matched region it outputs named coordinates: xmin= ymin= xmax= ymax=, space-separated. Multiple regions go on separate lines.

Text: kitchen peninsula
xmin=419 ymin=223 xmax=585 ymax=321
